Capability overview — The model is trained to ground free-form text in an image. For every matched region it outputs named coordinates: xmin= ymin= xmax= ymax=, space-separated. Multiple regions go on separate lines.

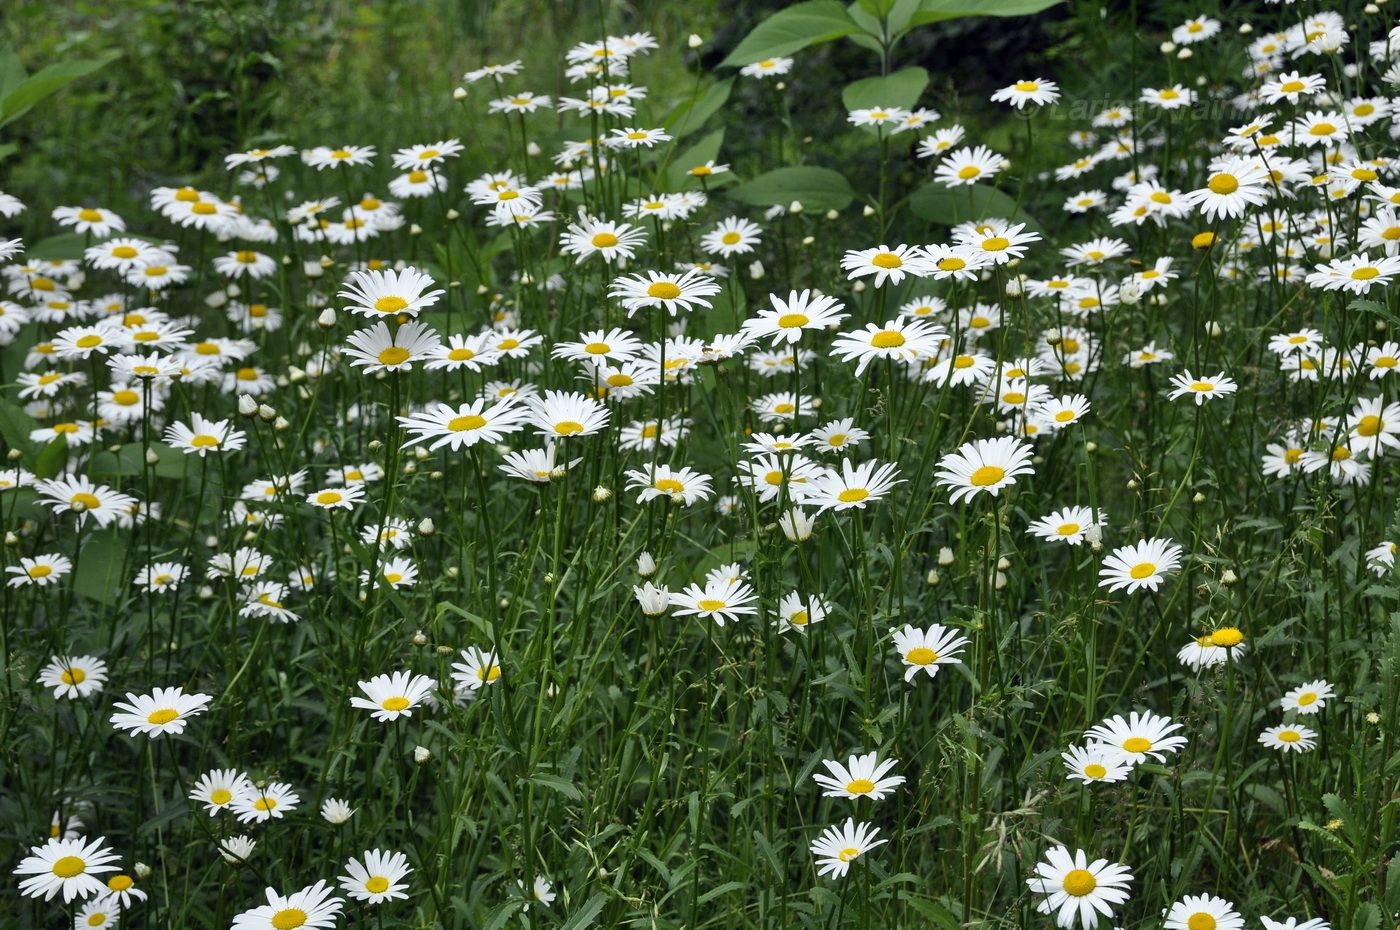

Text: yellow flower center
xmin=381 ymin=696 xmax=411 ymax=711
xmin=1309 ymin=122 xmax=1336 ymax=136
xmin=315 ymin=491 xmax=343 ymax=505
xmin=554 ymin=420 xmax=585 ymax=435
xmin=870 ymin=330 xmax=905 ymax=349
xmin=1082 ymin=763 xmax=1107 ymax=779
xmin=1014 ymin=80 xmax=1039 ymax=92
xmin=957 ymin=166 xmax=981 ymax=180
xmin=837 ymin=847 xmax=861 ymax=862
xmin=1358 ymin=414 xmax=1382 ymax=436
xmin=1297 ymin=692 xmax=1317 ymax=706
xmin=981 ymin=236 xmax=1010 ymax=251
xmin=111 ymin=245 xmax=139 ymax=259
xmin=271 ymin=908 xmax=307 ymax=929
xmin=1280 ymin=80 xmax=1305 ymax=93
xmin=1209 ymin=627 xmax=1243 ymax=647
xmin=871 ymin=252 xmax=903 ymax=269
xmin=190 ymin=434 xmax=221 ymax=449
xmin=906 ymin=646 xmax=938 ymax=665
xmin=697 ymin=599 xmax=727 ymax=612
xmin=1208 ymin=173 xmax=1239 ymax=195
xmin=1128 ymin=563 xmax=1156 ymax=579
xmin=1159 ymin=89 xmax=1180 ymax=100
xmin=838 ymin=488 xmax=869 ymax=503
xmin=790 ymin=610 xmax=809 ymax=625
xmin=721 ymin=232 xmax=742 ymax=245
xmin=377 ymin=347 xmax=411 ymax=366
xmin=1278 ymin=730 xmax=1301 ymax=743
xmin=970 ymin=465 xmax=1005 ymax=487
xmin=1352 ymin=267 xmax=1380 ymax=280
xmin=75 ymin=335 xmax=103 ymax=349
xmin=1057 ymin=523 xmax=1081 ymax=536
xmin=147 ymin=708 xmax=179 ymax=725
xmin=28 ymin=564 xmax=53 ymax=579
xmin=846 ymin=778 xmax=876 ymax=794
xmin=445 ymin=414 xmax=486 ymax=433
xmin=1122 ymin=736 xmax=1152 ymax=753
xmin=646 ymin=282 xmax=681 ymax=300
xmin=365 ymin=876 xmax=390 ymax=893
xmin=1375 ymin=356 xmax=1397 ymax=368
xmin=112 ymin=389 xmax=140 ymax=406
xmin=1062 ymin=869 xmax=1097 ymax=896
xmin=71 ymin=492 xmax=102 ymax=509
xmin=374 ymin=296 xmax=409 ymax=314
xmin=938 ymin=257 xmax=967 ymax=272
xmin=1190 ymin=381 xmax=1214 ymax=392
xmin=77 ymin=208 xmax=104 ymax=222
xmin=591 ymin=232 xmax=619 ymax=248
xmin=253 ymin=797 xmax=277 ymax=811
xmin=52 ymin=855 xmax=86 ymax=877
xmin=209 ymin=788 xmax=233 ymax=805
xmin=655 ymin=478 xmax=685 ymax=493
xmin=60 ymin=666 xmax=84 ymax=683
xmin=107 ymin=875 xmax=133 ymax=891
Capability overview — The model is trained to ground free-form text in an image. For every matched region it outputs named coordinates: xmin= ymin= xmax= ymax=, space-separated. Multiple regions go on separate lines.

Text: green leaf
xmin=0 ymin=399 xmax=37 ymax=455
xmin=33 ymin=437 xmax=67 ymax=479
xmin=22 ymin=233 xmax=88 ymax=261
xmin=0 ymin=142 xmax=17 ymax=163
xmin=527 ymin=772 xmax=583 ymax=801
xmin=908 ymin=181 xmax=1040 ymax=230
xmin=1352 ymin=903 xmax=1381 ymax=930
xmin=908 ymin=0 xmax=1063 ymax=26
xmin=89 ymin=442 xmax=193 ymax=481
xmin=719 ymin=1 xmax=865 ymax=67
xmin=0 ymin=46 xmax=27 ymax=102
xmin=728 ymin=165 xmax=856 ymax=212
xmin=558 ymin=892 xmax=608 ymax=930
xmin=665 ymin=78 xmax=733 ymax=138
xmin=0 ymin=51 xmax=120 ymax=130
xmin=842 ymin=66 xmax=929 ymax=111
xmin=666 ymin=129 xmax=726 ymax=190
xmin=72 ymin=530 xmax=128 ymax=604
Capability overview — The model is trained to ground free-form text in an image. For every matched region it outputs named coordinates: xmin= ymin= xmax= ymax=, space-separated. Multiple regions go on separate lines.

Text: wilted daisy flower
xmin=15 ymin=836 xmax=120 ymax=902
xmin=321 ymin=798 xmax=356 ymax=824
xmin=809 ymin=819 xmax=886 ymax=879
xmin=231 ymin=782 xmax=300 ymax=824
xmin=451 ymin=647 xmax=503 ymax=691
xmin=190 ymin=769 xmax=253 ymax=816
xmin=812 ymin=752 xmax=906 ymax=800
xmin=1087 ymin=710 xmax=1188 ymax=765
xmin=891 ymin=623 xmax=968 ymax=681
xmin=340 ymin=849 xmax=412 ymax=904
xmin=350 ymin=671 xmax=437 ymax=722
xmin=231 ymin=880 xmax=343 ymax=930
xmin=1164 ymin=895 xmax=1244 ymax=930
xmin=7 ymin=553 xmax=73 ymax=587
xmin=1061 ymin=745 xmax=1132 ymax=785
xmin=1026 ymin=846 xmax=1133 ymax=930
xmin=110 ymin=686 xmax=212 ymax=738
xmin=934 ymin=437 xmax=1035 ymax=504
xmin=38 ymin=655 xmax=107 ymax=699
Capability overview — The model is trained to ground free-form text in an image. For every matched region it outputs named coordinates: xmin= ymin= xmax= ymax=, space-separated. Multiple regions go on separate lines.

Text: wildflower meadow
xmin=2 ymin=1 xmax=1400 ymax=928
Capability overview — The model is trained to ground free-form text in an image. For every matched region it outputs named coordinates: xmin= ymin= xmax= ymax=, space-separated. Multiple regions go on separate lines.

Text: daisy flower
xmin=671 ymin=577 xmax=759 ymax=627
xmin=1087 ymin=710 xmax=1188 ymax=764
xmin=231 ymin=782 xmax=300 ymax=824
xmin=1061 ymin=745 xmax=1132 ymax=785
xmin=165 ymin=414 xmax=247 ymax=456
xmin=110 ymin=686 xmax=212 ymax=738
xmin=350 ymin=671 xmax=436 ymax=722
xmin=1167 ymin=370 xmax=1238 ymax=405
xmin=700 ymin=216 xmax=763 ymax=256
xmin=340 ymin=849 xmax=412 ymax=904
xmin=1098 ymin=538 xmax=1182 ymax=593
xmin=344 ymin=320 xmax=440 ymax=373
xmin=37 ymin=655 xmax=107 ymax=699
xmin=991 ymin=78 xmax=1060 ymax=108
xmin=934 ymin=437 xmax=1035 ymax=504
xmin=935 ymin=145 xmax=1005 ymax=186
xmin=451 ymin=647 xmax=503 ymax=691
xmin=744 ymin=290 xmax=848 ymax=345
xmin=8 ymin=553 xmax=73 ymax=587
xmin=1164 ymin=896 xmax=1244 ymax=930
xmin=1282 ymin=679 xmax=1335 ymax=714
xmin=1305 ymin=253 xmax=1400 ymax=294
xmin=306 ymin=485 xmax=366 ymax=511
xmin=839 ymin=244 xmax=933 ymax=287
xmin=740 ymin=56 xmax=793 ymax=78
xmin=1038 ymin=394 xmax=1092 ymax=429
xmin=809 ymin=418 xmax=869 ymax=454
xmin=304 ymin=145 xmax=377 ymax=169
xmin=1026 ymin=845 xmax=1134 ymax=929
xmin=807 ymin=459 xmax=903 ymax=512
xmin=338 ymin=267 xmax=444 ymax=318
xmin=1027 ymin=506 xmax=1107 ymax=546
xmin=190 ymin=768 xmax=253 ymax=815
xmin=1183 ymin=158 xmax=1271 ymax=220
xmin=891 ymin=623 xmax=969 ymax=681
xmin=608 ymin=269 xmax=721 ymax=315
xmin=15 ymin=836 xmax=119 ymax=902
xmin=830 ymin=318 xmax=946 ymax=374
xmin=812 ymin=752 xmax=906 ymax=800
xmin=1265 ymin=722 xmax=1316 ymax=750
xmin=809 ymin=819 xmax=886 ymax=879
xmin=625 ymin=465 xmax=714 ymax=506
xmin=527 ymin=390 xmax=610 ymax=438
xmin=559 ymin=214 xmax=647 ymax=264
xmin=230 ymin=881 xmax=343 ymax=930
xmin=776 ymin=591 xmax=830 ymax=633
xmin=52 ymin=206 xmax=125 ymax=237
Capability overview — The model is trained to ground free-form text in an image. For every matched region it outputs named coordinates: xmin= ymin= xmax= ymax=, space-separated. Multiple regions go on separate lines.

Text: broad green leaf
xmin=842 ymin=66 xmax=929 ymax=111
xmin=33 ymin=437 xmax=67 ymax=479
xmin=89 ymin=442 xmax=193 ymax=481
xmin=22 ymin=233 xmax=88 ymax=261
xmin=666 ymin=128 xmax=726 ymax=190
xmin=908 ymin=0 xmax=1063 ymax=26
xmin=0 ymin=142 xmax=17 ymax=162
xmin=72 ymin=530 xmax=128 ymax=604
xmin=558 ymin=892 xmax=608 ymax=930
xmin=719 ymin=1 xmax=865 ymax=68
xmin=0 ymin=46 xmax=27 ymax=102
xmin=728 ymin=165 xmax=856 ymax=212
xmin=908 ymin=181 xmax=1040 ymax=230
xmin=527 ymin=772 xmax=583 ymax=801
xmin=0 ymin=51 xmax=120 ymax=129
xmin=0 ymin=399 xmax=37 ymax=454
xmin=665 ymin=78 xmax=733 ymax=138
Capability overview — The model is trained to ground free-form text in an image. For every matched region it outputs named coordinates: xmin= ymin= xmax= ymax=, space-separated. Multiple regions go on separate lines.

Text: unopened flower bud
xmin=1177 ymin=48 xmax=1192 ymax=59
xmin=453 ymin=87 xmax=468 ymax=100
xmin=688 ymin=33 xmax=703 ymax=48
xmin=592 ymin=486 xmax=612 ymax=502
xmin=526 ymin=141 xmax=541 ymax=157
xmin=258 ymin=404 xmax=276 ymax=421
xmin=1191 ymin=491 xmax=1205 ymax=503
xmin=414 ymin=745 xmax=432 ymax=763
xmin=1206 ymin=321 xmax=1222 ymax=337
xmin=749 ymin=260 xmax=765 ymax=280
xmin=637 ymin=551 xmax=657 ymax=577
xmin=238 ymin=394 xmax=258 ymax=417
xmin=926 ymin=569 xmax=940 ymax=586
xmin=412 ymin=630 xmax=428 ymax=645
xmin=145 ymin=448 xmax=160 ymax=466
xmin=317 ymin=308 xmax=336 ymax=329
xmin=446 ymin=208 xmax=461 ymax=220
xmin=409 ymin=223 xmax=423 ymax=236
xmin=134 ymin=862 xmax=151 ymax=879
xmin=417 ymin=518 xmax=435 ymax=536
xmin=1221 ymin=568 xmax=1238 ymax=586
xmin=938 ymin=546 xmax=955 ymax=566
xmin=1160 ymin=41 xmax=1176 ymax=53
xmin=4 ymin=532 xmax=17 ymax=546
xmin=862 ymin=204 xmax=875 ymax=217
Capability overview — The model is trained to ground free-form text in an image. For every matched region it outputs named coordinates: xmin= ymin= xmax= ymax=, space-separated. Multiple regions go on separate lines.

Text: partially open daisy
xmin=1027 ymin=506 xmax=1107 ymax=546
xmin=1060 ymin=745 xmax=1131 ymax=785
xmin=934 ymin=437 xmax=1035 ymax=504
xmin=812 ymin=752 xmax=906 ymax=800
xmin=350 ymin=671 xmax=437 ymax=722
xmin=110 ymin=686 xmax=212 ymax=738
xmin=1087 ymin=710 xmax=1188 ymax=765
xmin=891 ymin=623 xmax=969 ymax=681
xmin=1026 ymin=845 xmax=1133 ymax=929
xmin=231 ymin=782 xmax=300 ymax=824
xmin=451 ymin=646 xmax=503 ymax=691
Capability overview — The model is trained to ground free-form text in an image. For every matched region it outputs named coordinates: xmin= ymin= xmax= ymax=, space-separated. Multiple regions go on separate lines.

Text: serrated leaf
xmin=842 ymin=66 xmax=929 ymax=111
xmin=908 ymin=181 xmax=1040 ymax=230
xmin=720 ymin=1 xmax=865 ymax=67
xmin=728 ymin=165 xmax=856 ymax=212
